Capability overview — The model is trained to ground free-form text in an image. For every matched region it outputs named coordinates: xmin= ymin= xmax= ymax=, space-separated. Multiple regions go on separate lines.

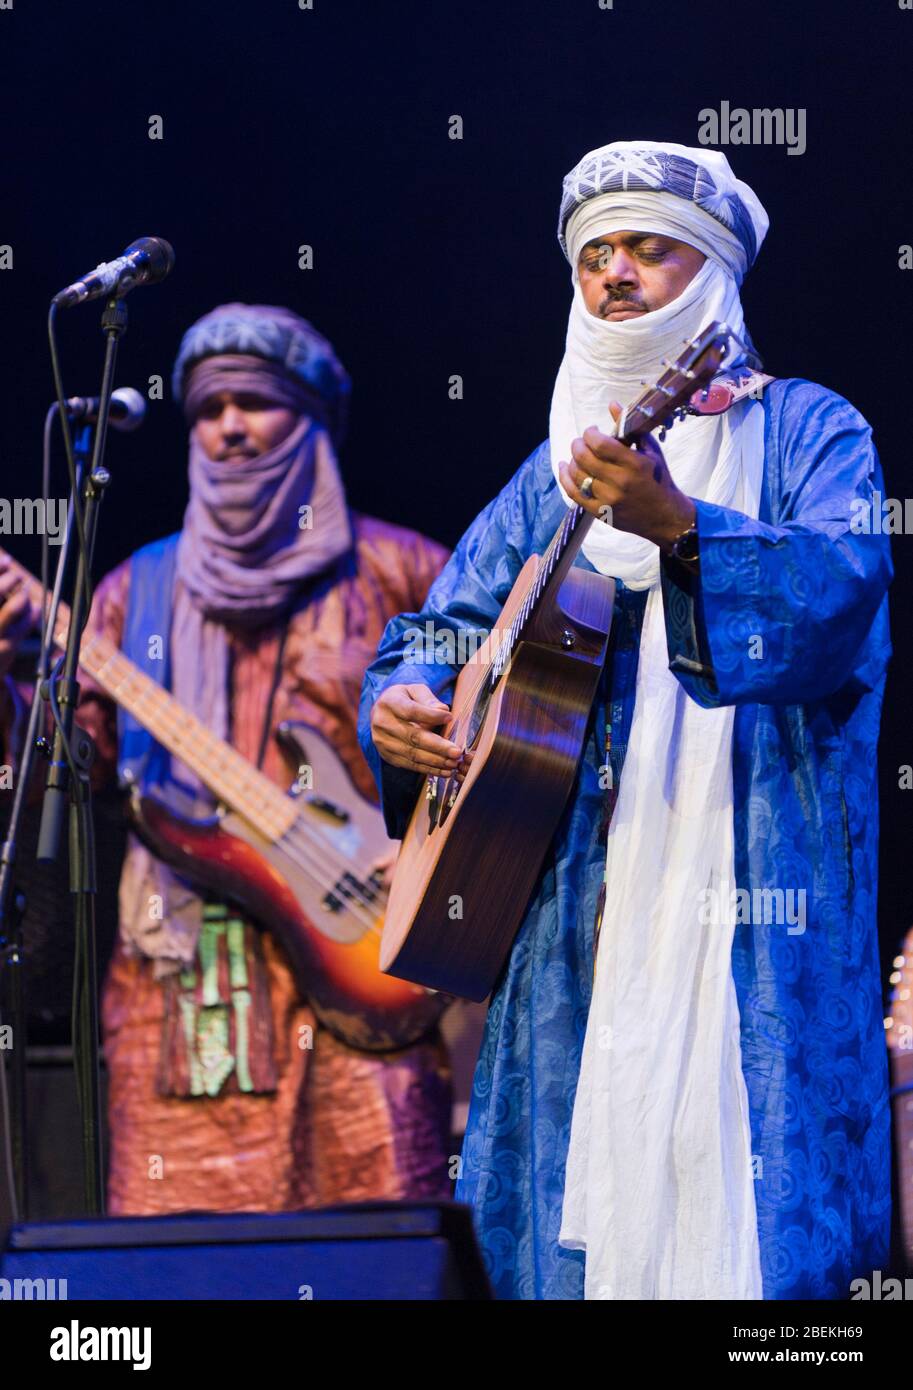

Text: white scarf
xmin=552 ymin=197 xmax=765 ymax=1299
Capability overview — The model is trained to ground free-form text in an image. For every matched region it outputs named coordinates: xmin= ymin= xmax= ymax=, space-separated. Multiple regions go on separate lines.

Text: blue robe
xmin=357 ymin=378 xmax=893 ymax=1299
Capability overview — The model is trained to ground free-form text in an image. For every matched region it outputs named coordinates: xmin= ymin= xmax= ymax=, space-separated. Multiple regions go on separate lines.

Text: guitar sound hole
xmin=464 ymin=683 xmax=491 ymax=748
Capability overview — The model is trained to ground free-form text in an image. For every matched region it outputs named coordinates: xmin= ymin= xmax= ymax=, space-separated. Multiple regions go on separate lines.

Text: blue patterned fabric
xmin=171 ymin=303 xmax=351 ymax=440
xmin=558 ymin=144 xmax=763 ymax=271
xmin=357 ymin=379 xmax=893 ymax=1300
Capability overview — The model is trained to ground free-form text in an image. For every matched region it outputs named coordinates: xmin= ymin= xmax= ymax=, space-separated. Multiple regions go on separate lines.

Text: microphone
xmin=63 ymin=387 xmax=147 ymax=433
xmin=52 ymin=236 xmax=175 ymax=309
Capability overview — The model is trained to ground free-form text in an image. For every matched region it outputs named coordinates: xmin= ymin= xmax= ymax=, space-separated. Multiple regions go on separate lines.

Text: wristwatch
xmin=668 ymin=523 xmax=700 ymax=565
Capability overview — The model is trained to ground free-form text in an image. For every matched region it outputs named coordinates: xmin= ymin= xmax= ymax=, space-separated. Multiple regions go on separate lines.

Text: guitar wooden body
xmin=381 ymin=556 xmax=615 ymax=1000
xmin=127 ymin=721 xmax=449 ymax=1051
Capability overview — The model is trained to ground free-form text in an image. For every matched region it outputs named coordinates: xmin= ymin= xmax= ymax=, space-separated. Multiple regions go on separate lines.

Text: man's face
xmin=193 ymin=390 xmax=298 ymax=462
xmin=577 ymin=230 xmax=706 ymax=321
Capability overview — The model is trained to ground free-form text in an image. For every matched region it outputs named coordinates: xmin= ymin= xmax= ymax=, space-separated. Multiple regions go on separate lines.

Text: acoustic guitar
xmin=380 ymin=322 xmax=733 ymax=999
xmin=1 ymin=552 xmax=449 ymax=1051
xmin=886 ymin=930 xmax=913 ymax=1268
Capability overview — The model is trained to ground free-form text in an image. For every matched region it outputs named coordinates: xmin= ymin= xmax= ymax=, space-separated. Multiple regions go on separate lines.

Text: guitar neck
xmin=16 ymin=562 xmax=297 ymax=843
xmin=499 ymin=504 xmax=592 ymax=654
xmin=491 ymin=323 xmax=733 ymax=679
xmin=490 ymin=408 xmax=661 ymax=681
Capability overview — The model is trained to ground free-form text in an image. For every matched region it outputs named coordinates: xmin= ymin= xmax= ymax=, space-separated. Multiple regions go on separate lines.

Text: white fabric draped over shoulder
xmin=552 ymin=140 xmax=770 ymax=1299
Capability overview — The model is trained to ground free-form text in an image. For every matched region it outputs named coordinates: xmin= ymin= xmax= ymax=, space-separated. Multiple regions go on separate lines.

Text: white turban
xmin=549 ymin=139 xmax=769 ymax=590
xmin=559 ymin=139 xmax=769 ymax=285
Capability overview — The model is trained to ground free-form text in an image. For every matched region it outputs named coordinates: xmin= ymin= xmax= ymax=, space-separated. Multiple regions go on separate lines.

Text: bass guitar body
xmin=381 ymin=554 xmax=615 ymax=1000
xmin=127 ymin=721 xmax=449 ymax=1051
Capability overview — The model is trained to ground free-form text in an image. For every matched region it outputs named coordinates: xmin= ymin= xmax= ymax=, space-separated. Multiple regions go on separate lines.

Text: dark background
xmin=0 ymin=0 xmax=910 ymax=990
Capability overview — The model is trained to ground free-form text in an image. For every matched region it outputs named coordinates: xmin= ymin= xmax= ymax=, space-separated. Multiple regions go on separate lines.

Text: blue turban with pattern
xmin=172 ymin=303 xmax=351 ymax=444
xmin=557 ymin=140 xmax=769 ymax=286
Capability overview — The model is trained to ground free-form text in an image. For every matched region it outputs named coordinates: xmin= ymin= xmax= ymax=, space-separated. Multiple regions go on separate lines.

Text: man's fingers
xmin=373 ymin=694 xmax=461 ymax=748
xmin=407 ymin=726 xmax=464 ymax=759
xmin=452 ymin=749 xmax=474 ymax=783
xmin=373 ymin=718 xmax=464 ymax=770
xmin=395 ymin=686 xmax=453 ymax=725
xmin=0 ymin=569 xmax=25 ymax=600
xmin=0 ymin=589 xmax=29 ymax=636
xmin=381 ymin=746 xmax=462 ymax=777
xmin=561 ymin=458 xmax=620 ymax=511
xmin=406 ymin=702 xmax=454 ymax=727
xmin=574 ymin=429 xmax=629 ymax=467
xmin=371 ymin=683 xmax=469 ymax=774
xmin=411 ymin=755 xmax=459 ymax=776
xmin=378 ymin=723 xmax=463 ymax=762
xmin=376 ymin=687 xmax=462 ymax=748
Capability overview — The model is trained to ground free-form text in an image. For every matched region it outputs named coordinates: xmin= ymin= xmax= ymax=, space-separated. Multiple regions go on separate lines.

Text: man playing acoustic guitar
xmin=361 ymin=141 xmax=893 ymax=1300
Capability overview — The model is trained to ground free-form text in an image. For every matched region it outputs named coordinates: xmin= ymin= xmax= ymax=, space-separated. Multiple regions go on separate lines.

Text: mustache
xmin=597 ymin=289 xmax=648 ymax=317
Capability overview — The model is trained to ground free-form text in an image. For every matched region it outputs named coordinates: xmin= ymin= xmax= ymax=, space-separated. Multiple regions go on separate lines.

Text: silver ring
xmin=580 ymin=475 xmax=595 ymax=498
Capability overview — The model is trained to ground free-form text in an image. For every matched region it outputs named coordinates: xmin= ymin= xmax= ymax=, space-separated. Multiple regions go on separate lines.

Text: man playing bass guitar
xmin=0 ymin=303 xmax=456 ymax=1216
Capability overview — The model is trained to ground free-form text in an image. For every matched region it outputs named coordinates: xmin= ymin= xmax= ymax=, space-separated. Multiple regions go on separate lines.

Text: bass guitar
xmin=2 ymin=552 xmax=449 ymax=1050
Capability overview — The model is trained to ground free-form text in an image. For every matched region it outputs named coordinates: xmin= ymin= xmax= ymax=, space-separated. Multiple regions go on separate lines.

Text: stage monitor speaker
xmin=1 ymin=1201 xmax=492 ymax=1300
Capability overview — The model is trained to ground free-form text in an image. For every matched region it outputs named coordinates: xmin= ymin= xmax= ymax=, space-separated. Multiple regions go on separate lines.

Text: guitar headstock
xmin=618 ymin=320 xmax=731 ymax=447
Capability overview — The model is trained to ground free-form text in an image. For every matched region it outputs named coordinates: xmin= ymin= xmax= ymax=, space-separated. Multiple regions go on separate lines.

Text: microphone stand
xmin=36 ymin=293 xmax=128 ymax=1216
xmin=0 ymin=419 xmax=94 ymax=1222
